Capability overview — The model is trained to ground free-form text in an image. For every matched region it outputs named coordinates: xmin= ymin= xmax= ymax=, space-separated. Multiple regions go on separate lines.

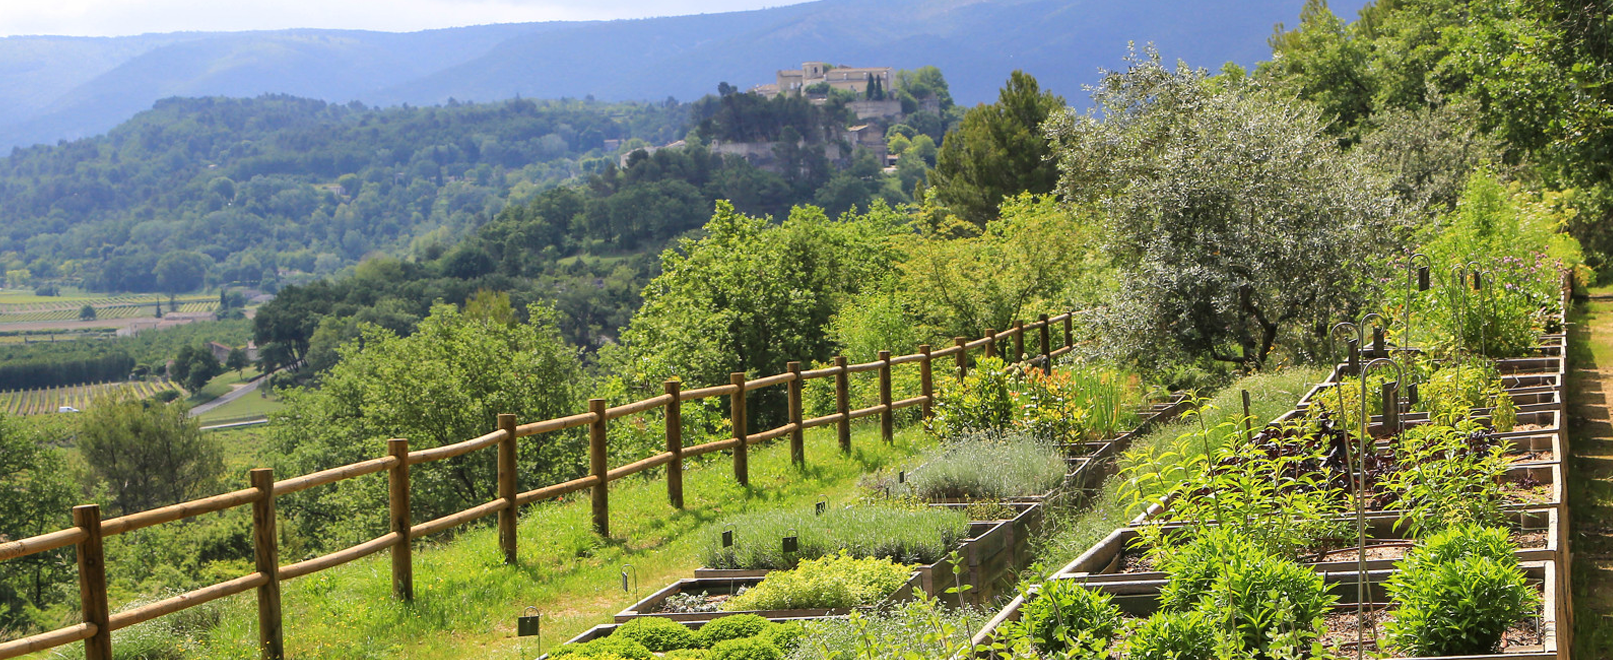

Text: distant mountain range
xmin=0 ymin=0 xmax=1368 ymax=151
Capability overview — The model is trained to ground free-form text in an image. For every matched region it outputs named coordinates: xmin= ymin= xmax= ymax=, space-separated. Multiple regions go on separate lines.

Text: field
xmin=0 ymin=380 xmax=181 ymax=415
xmin=0 ymin=294 xmax=217 ymax=324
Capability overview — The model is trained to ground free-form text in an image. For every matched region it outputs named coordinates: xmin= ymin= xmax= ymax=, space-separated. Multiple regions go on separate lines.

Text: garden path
xmin=1568 ymin=290 xmax=1613 ymax=655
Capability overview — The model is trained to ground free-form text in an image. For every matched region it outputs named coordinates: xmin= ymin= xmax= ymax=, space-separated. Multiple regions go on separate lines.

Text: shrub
xmin=1151 ymin=527 xmax=1266 ymax=612
xmin=722 ymin=554 xmax=911 ymax=611
xmin=697 ymin=615 xmax=770 ymax=646
xmin=1385 ymin=556 xmax=1537 ymax=656
xmin=1011 ymin=579 xmax=1121 ymax=653
xmin=614 ymin=616 xmax=698 ymax=652
xmin=706 ymin=636 xmax=781 ymax=660
xmin=701 ymin=505 xmax=968 ymax=569
xmin=550 ymin=635 xmax=652 ymax=659
xmin=1384 ymin=423 xmax=1511 ymax=535
xmin=1198 ymin=552 xmax=1336 ymax=654
xmin=1124 ymin=610 xmax=1221 ymax=660
xmin=929 ymin=358 xmax=1138 ymax=442
xmin=1401 ymin=523 xmax=1518 ymax=572
xmin=663 ymin=650 xmax=707 ymax=660
xmin=882 ymin=431 xmax=1066 ymax=501
xmin=759 ymin=621 xmax=803 ymax=652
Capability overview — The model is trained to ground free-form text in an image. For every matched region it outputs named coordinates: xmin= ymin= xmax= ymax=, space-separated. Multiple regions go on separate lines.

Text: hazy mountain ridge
xmin=0 ymin=0 xmax=1366 ymax=150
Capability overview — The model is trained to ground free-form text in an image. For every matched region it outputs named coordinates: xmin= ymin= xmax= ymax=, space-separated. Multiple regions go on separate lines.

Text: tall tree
xmin=78 ymin=397 xmax=223 ymax=515
xmin=0 ymin=415 xmax=76 ymax=632
xmin=929 ymin=71 xmax=1065 ymax=226
xmin=1053 ymin=50 xmax=1400 ymax=369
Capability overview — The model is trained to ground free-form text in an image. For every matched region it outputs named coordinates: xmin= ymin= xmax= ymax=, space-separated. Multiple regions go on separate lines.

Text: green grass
xmin=63 ymin=422 xmax=932 ymax=660
xmin=208 ymin=424 xmax=275 ymax=473
xmin=188 ymin=369 xmax=263 ymax=404
xmin=1027 ymin=367 xmax=1328 ymax=571
xmin=1567 ymin=287 xmax=1613 ymax=657
xmin=194 ymin=391 xmax=283 ymax=424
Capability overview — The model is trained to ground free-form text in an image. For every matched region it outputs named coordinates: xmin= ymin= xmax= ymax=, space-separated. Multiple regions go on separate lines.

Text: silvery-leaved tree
xmin=1050 ymin=48 xmax=1404 ymax=370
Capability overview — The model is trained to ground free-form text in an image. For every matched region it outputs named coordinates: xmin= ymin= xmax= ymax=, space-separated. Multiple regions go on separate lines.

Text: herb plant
xmin=708 ymin=636 xmax=783 ymax=660
xmin=615 ymin=616 xmax=700 ymax=651
xmin=697 ymin=615 xmax=772 ymax=646
xmin=788 ymin=594 xmax=985 ymax=660
xmin=1385 ymin=556 xmax=1537 ymax=656
xmin=720 ymin=554 xmax=911 ymax=611
xmin=701 ymin=505 xmax=968 ymax=569
xmin=1123 ymin=609 xmax=1223 ymax=660
xmin=873 ymin=431 xmax=1066 ymax=501
xmin=1002 ymin=579 xmax=1121 ymax=655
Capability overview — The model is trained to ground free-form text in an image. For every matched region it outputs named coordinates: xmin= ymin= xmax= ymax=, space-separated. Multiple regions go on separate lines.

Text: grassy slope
xmin=1568 ymin=288 xmax=1613 ymax=656
xmin=194 ymin=391 xmax=283 ymax=424
xmin=81 ymin=422 xmax=930 ymax=660
xmin=1030 ymin=367 xmax=1328 ymax=569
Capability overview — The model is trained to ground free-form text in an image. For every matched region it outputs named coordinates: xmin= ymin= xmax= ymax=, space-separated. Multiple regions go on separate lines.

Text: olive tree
xmin=1051 ymin=50 xmax=1402 ymax=369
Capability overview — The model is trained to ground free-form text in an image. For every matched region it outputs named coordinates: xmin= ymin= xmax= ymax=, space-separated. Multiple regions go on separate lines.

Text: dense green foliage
xmin=615 ymin=617 xmax=701 ymax=652
xmin=268 ymin=298 xmax=584 ymax=550
xmin=1264 ymin=0 xmax=1613 ymax=269
xmin=1385 ymin=525 xmax=1538 ymax=655
xmin=1054 ymin=50 xmax=1399 ymax=370
xmin=0 ymin=415 xmax=75 ymax=632
xmin=0 ymin=95 xmax=686 ymax=292
xmin=929 ymin=71 xmax=1064 ymax=227
xmin=1007 ymin=580 xmax=1122 ymax=655
xmin=721 ymin=554 xmax=912 ymax=612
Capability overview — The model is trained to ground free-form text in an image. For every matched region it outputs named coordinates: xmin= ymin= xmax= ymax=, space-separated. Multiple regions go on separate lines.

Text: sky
xmin=0 ymin=0 xmax=801 ymax=37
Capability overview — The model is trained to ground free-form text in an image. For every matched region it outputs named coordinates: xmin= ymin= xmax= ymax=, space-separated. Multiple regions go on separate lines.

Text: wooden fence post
xmin=387 ymin=439 xmax=412 ymax=601
xmin=787 ymin=362 xmax=804 ymax=466
xmin=834 ymin=356 xmax=851 ymax=453
xmin=73 ymin=504 xmax=110 ymax=660
xmin=878 ymin=350 xmax=893 ymax=442
xmin=983 ymin=329 xmax=996 ymax=359
xmin=664 ymin=380 xmax=683 ymax=509
xmin=497 ymin=413 xmax=518 ymax=565
xmin=919 ymin=345 xmax=933 ymax=419
xmin=954 ymin=337 xmax=967 ymax=381
xmin=589 ymin=399 xmax=609 ymax=537
xmin=1039 ymin=314 xmax=1052 ymax=373
xmin=1064 ymin=314 xmax=1073 ymax=349
xmin=1012 ymin=320 xmax=1025 ymax=363
xmin=250 ymin=469 xmax=284 ymax=660
xmin=730 ymin=373 xmax=748 ymax=486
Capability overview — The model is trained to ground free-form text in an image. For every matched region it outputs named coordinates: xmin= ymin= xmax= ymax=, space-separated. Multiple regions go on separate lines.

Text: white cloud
xmin=0 ymin=0 xmax=798 ymax=37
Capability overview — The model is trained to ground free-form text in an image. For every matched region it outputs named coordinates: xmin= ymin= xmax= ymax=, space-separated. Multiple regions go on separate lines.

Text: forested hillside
xmin=0 ymin=95 xmax=686 ymax=292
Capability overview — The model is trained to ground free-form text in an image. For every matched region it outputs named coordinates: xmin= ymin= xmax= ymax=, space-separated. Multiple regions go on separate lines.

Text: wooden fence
xmin=0 ymin=312 xmax=1082 ymax=660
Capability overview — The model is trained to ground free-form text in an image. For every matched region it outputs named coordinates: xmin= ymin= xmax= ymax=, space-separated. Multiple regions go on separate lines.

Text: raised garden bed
xmin=611 ymin=572 xmax=918 ymax=623
xmin=1058 ymin=507 xmax=1563 ymax=583
xmin=971 ymin=561 xmax=1563 ymax=660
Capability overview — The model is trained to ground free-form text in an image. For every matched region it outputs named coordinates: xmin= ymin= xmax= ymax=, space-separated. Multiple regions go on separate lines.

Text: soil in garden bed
xmin=1314 ymin=603 xmax=1545 ymax=656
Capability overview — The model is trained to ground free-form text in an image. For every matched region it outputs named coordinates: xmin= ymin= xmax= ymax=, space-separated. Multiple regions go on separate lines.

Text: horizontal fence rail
xmin=0 ymin=310 xmax=1080 ymax=660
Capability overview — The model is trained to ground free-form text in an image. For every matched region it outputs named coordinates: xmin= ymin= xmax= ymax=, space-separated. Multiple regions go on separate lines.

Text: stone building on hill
xmin=753 ymin=62 xmax=894 ymax=97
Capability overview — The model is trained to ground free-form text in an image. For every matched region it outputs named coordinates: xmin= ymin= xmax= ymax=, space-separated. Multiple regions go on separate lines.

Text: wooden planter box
xmin=610 ymin=572 xmax=918 ymax=623
xmin=695 ymin=509 xmax=1036 ymax=606
xmin=971 ymin=561 xmax=1563 ymax=660
xmin=1056 ymin=507 xmax=1563 ymax=583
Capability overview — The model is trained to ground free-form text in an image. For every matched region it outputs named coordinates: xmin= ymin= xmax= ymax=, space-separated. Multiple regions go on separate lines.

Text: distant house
xmin=207 ymin=341 xmax=260 ymax=364
xmin=765 ymin=62 xmax=894 ymax=96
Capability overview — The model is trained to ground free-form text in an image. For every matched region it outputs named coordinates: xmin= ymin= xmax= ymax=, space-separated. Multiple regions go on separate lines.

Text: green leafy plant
xmin=664 ymin=650 xmax=708 ymax=660
xmin=1123 ymin=609 xmax=1223 ymax=660
xmin=697 ymin=615 xmax=771 ymax=647
xmin=1399 ymin=523 xmax=1518 ymax=571
xmin=1003 ymin=579 xmax=1121 ymax=655
xmin=721 ymin=554 xmax=911 ymax=611
xmin=707 ymin=636 xmax=781 ymax=660
xmin=1385 ymin=556 xmax=1538 ymax=656
xmin=1148 ymin=527 xmax=1267 ymax=612
xmin=550 ymin=635 xmax=654 ymax=659
xmin=928 ymin=358 xmax=1138 ymax=443
xmin=759 ymin=622 xmax=803 ymax=653
xmin=1384 ymin=422 xmax=1511 ymax=536
xmin=1199 ymin=551 xmax=1336 ymax=655
xmin=701 ymin=505 xmax=968 ymax=570
xmin=614 ymin=616 xmax=699 ymax=652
